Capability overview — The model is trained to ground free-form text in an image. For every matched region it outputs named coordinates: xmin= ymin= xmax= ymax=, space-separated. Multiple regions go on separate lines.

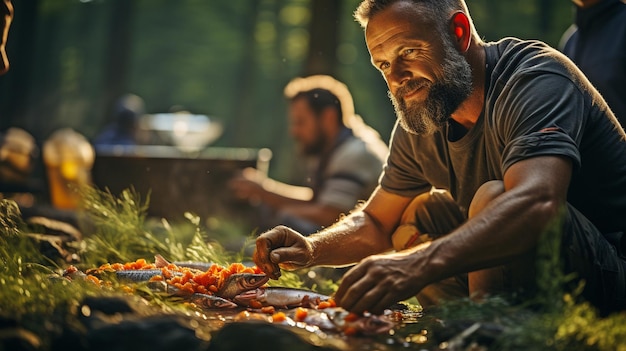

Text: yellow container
xmin=43 ymin=128 xmax=94 ymax=209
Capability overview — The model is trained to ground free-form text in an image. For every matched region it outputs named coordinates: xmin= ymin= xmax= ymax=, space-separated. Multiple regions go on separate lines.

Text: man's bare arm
xmin=253 ymin=186 xmax=413 ymax=277
xmin=335 ymin=155 xmax=572 ymax=314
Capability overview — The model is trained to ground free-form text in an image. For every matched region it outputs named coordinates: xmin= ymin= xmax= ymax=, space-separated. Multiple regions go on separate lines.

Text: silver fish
xmin=146 ymin=280 xmax=184 ymax=295
xmin=217 ymin=273 xmax=269 ymax=299
xmin=233 ymin=287 xmax=330 ymax=308
xmin=114 ymin=269 xmax=180 ymax=282
xmin=189 ymin=293 xmax=238 ymax=309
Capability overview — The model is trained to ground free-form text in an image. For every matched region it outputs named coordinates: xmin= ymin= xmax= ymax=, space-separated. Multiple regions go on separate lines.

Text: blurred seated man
xmin=229 ymin=75 xmax=388 ymax=235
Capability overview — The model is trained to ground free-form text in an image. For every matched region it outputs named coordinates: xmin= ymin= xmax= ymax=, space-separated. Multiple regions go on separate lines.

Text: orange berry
xmin=317 ymin=301 xmax=331 ymax=309
xmin=294 ymin=307 xmax=308 ymax=321
xmin=271 ymin=312 xmax=287 ymax=322
xmin=249 ymin=300 xmax=263 ymax=309
xmin=343 ymin=312 xmax=360 ymax=322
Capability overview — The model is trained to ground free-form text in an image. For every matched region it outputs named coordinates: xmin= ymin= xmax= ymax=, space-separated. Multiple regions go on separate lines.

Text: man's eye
xmin=379 ymin=62 xmax=390 ymax=70
xmin=402 ymin=48 xmax=416 ymax=57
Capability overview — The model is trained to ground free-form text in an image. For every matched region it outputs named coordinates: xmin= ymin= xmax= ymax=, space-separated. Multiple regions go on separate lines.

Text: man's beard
xmin=389 ymin=41 xmax=473 ymax=136
xmin=299 ymin=126 xmax=328 ymax=156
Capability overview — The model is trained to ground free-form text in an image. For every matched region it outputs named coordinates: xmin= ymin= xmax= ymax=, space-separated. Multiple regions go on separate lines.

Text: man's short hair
xmin=284 ymin=75 xmax=356 ymax=126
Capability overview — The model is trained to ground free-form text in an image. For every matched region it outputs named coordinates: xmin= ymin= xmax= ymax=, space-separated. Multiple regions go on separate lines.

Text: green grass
xmin=1 ymin=188 xmax=626 ymax=350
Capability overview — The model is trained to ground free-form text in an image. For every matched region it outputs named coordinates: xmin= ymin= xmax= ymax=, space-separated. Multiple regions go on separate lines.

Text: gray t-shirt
xmin=381 ymin=37 xmax=626 ymax=234
xmin=309 ymin=129 xmax=388 ymax=212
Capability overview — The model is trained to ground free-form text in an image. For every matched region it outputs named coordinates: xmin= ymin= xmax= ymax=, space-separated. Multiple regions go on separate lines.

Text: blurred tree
xmin=0 ymin=0 xmax=38 ymax=133
xmin=0 ymin=0 xmax=576 ymax=186
xmin=102 ymin=0 xmax=135 ymax=121
xmin=303 ymin=0 xmax=340 ymax=76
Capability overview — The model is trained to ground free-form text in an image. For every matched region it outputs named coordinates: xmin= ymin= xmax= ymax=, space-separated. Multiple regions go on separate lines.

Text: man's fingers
xmin=334 ymin=264 xmax=377 ymax=313
xmin=254 ymin=237 xmax=281 ymax=279
xmin=349 ymin=288 xmax=394 ymax=315
xmin=254 ymin=226 xmax=311 ymax=278
xmin=368 ymin=291 xmax=398 ymax=315
xmin=334 ymin=264 xmax=363 ymax=302
xmin=270 ymin=246 xmax=308 ymax=269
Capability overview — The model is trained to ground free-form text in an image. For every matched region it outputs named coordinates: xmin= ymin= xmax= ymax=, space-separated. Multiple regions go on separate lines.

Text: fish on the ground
xmin=232 ymin=306 xmax=397 ymax=336
xmin=114 ymin=269 xmax=175 ymax=282
xmin=233 ymin=287 xmax=330 ymax=308
xmin=217 ymin=273 xmax=270 ymax=299
xmin=188 ymin=293 xmax=238 ymax=309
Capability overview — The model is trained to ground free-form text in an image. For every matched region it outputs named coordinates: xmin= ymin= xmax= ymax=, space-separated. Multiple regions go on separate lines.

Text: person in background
xmin=253 ymin=0 xmax=626 ymax=317
xmin=93 ymin=93 xmax=145 ymax=147
xmin=0 ymin=0 xmax=10 ymax=75
xmin=229 ymin=75 xmax=388 ymax=235
xmin=559 ymin=0 xmax=626 ymax=127
xmin=0 ymin=0 xmax=37 ymax=196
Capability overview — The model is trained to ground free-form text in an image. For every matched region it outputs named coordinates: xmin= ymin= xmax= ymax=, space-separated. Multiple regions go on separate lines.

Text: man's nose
xmin=388 ymin=61 xmax=412 ymax=90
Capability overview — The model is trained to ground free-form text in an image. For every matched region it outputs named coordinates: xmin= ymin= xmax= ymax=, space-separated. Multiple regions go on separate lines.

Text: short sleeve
xmin=491 ymin=72 xmax=584 ymax=173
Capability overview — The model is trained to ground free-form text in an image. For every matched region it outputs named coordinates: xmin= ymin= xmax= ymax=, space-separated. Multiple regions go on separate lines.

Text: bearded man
xmin=229 ymin=75 xmax=388 ymax=235
xmin=252 ymin=0 xmax=626 ymax=317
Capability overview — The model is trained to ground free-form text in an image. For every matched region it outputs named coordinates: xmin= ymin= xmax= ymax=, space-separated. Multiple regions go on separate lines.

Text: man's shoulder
xmin=328 ymin=135 xmax=385 ymax=169
xmin=341 ymin=134 xmax=386 ymax=155
xmin=485 ymin=37 xmax=578 ymax=90
xmin=487 ymin=37 xmax=563 ymax=65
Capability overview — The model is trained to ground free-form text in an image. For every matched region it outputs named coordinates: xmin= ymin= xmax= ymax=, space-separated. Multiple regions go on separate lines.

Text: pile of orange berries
xmin=86 ymin=258 xmax=264 ymax=296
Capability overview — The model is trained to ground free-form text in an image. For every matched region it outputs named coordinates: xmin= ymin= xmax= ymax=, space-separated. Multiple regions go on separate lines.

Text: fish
xmin=233 ymin=307 xmax=396 ymax=336
xmin=148 ymin=282 xmax=237 ymax=309
xmin=188 ymin=293 xmax=238 ymax=309
xmin=233 ymin=287 xmax=330 ymax=308
xmin=153 ymin=254 xmax=267 ymax=298
xmin=114 ymin=269 xmax=178 ymax=282
xmin=217 ymin=273 xmax=270 ymax=299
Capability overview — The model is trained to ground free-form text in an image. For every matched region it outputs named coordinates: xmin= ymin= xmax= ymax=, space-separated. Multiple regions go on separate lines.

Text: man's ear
xmin=450 ymin=11 xmax=471 ymax=53
xmin=320 ymin=107 xmax=340 ymax=131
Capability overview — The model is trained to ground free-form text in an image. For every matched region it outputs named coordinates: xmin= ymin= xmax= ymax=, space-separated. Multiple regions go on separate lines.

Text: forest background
xmin=0 ymin=0 xmax=575 ymax=186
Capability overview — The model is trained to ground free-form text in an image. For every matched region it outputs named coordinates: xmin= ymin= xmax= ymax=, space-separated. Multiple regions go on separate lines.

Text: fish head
xmin=203 ymin=297 xmax=238 ymax=309
xmin=190 ymin=293 xmax=238 ymax=309
xmin=235 ymin=273 xmax=269 ymax=291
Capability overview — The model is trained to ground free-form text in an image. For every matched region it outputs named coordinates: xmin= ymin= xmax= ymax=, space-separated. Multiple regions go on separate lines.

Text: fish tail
xmin=154 ymin=254 xmax=170 ymax=268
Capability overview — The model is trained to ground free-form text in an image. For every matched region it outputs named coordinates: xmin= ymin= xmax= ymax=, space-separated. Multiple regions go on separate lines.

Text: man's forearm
xmin=307 ymin=210 xmax=394 ymax=267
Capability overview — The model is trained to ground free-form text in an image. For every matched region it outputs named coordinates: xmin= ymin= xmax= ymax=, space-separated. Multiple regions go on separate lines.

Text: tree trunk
xmin=303 ymin=0 xmax=340 ymax=76
xmin=102 ymin=0 xmax=134 ymax=120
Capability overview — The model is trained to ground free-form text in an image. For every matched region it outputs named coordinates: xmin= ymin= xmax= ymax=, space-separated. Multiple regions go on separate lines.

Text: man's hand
xmin=253 ymin=225 xmax=315 ymax=279
xmin=228 ymin=167 xmax=266 ymax=204
xmin=333 ymin=244 xmax=430 ymax=315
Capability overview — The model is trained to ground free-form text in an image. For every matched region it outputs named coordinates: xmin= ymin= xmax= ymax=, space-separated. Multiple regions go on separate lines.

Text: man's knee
xmin=392 ymin=188 xmax=465 ymax=250
xmin=469 ymin=180 xmax=505 ymax=218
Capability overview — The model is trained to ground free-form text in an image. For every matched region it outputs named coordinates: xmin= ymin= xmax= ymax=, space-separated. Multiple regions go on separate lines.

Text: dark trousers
xmin=395 ymin=187 xmax=626 ymax=316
